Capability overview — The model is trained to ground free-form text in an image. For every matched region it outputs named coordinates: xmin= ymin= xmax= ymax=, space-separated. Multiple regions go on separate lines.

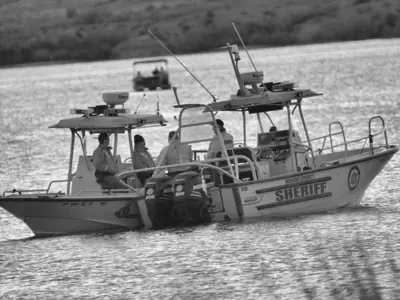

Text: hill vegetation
xmin=0 ymin=0 xmax=399 ymax=66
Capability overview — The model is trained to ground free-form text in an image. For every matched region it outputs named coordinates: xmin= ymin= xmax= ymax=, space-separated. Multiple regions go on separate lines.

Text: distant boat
xmin=0 ymin=91 xmax=167 ymax=237
xmin=132 ymin=58 xmax=172 ymax=92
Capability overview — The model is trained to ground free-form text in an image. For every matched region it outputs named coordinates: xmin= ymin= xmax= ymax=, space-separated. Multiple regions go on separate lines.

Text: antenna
xmin=231 ymin=23 xmax=268 ymax=94
xmin=173 ymin=86 xmax=181 ymax=105
xmin=134 ymin=93 xmax=146 ymax=114
xmin=147 ymin=29 xmax=218 ymax=102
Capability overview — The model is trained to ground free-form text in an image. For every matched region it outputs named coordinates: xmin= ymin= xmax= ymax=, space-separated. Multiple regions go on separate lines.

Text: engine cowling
xmin=173 ymin=171 xmax=204 ymax=201
xmin=144 ymin=176 xmax=174 ymax=228
xmin=172 ymin=171 xmax=211 ymax=224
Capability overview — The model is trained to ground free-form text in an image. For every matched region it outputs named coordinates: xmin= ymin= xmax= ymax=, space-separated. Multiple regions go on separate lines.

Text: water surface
xmin=1 ymin=39 xmax=400 ymax=299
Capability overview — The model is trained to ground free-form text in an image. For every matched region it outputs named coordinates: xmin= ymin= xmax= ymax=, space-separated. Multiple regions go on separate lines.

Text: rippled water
xmin=1 ymin=39 xmax=400 ymax=299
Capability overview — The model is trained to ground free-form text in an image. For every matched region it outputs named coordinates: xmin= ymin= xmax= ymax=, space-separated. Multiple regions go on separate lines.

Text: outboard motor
xmin=172 ymin=171 xmax=211 ymax=224
xmin=202 ymin=168 xmax=216 ymax=189
xmin=144 ymin=176 xmax=174 ymax=229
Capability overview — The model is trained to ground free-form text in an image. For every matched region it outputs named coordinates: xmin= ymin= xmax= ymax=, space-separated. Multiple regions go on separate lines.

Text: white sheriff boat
xmin=119 ymin=43 xmax=398 ymax=229
xmin=0 ymin=91 xmax=167 ymax=237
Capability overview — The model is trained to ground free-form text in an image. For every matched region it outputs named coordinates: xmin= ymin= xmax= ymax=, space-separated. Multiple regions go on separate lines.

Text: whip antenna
xmin=232 ymin=23 xmax=268 ymax=94
xmin=147 ymin=29 xmax=218 ymax=102
xmin=134 ymin=93 xmax=146 ymax=114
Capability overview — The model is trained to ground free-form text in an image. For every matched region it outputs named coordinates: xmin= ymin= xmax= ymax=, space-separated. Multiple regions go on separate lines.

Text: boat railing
xmin=47 ymin=179 xmax=69 ymax=194
xmin=213 ymin=154 xmax=258 ymax=182
xmin=72 ymin=188 xmax=136 ymax=196
xmin=329 ymin=122 xmax=347 ymax=157
xmin=3 ymin=188 xmax=49 ymax=197
xmin=309 ymin=122 xmax=347 ymax=154
xmin=118 ymin=155 xmax=258 ymax=189
xmin=2 ymin=179 xmax=69 ymax=197
xmin=309 ymin=117 xmax=389 ymax=161
xmin=368 ymin=116 xmax=388 ymax=155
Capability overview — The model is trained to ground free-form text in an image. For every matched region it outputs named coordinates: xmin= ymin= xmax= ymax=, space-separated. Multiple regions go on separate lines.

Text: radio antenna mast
xmin=231 ymin=23 xmax=268 ymax=94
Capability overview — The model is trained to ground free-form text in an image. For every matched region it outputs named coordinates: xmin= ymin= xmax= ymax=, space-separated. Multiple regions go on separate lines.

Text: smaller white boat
xmin=120 ymin=42 xmax=398 ymax=229
xmin=0 ymin=91 xmax=167 ymax=237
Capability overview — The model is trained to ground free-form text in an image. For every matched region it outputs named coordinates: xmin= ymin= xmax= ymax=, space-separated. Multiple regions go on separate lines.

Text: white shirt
xmin=156 ymin=140 xmax=193 ymax=173
xmin=207 ymin=131 xmax=234 ymax=159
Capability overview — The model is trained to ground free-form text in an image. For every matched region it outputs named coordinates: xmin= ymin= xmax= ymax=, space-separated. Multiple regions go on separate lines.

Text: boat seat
xmin=71 ymin=155 xmax=133 ymax=195
xmin=71 ymin=155 xmax=102 ymax=195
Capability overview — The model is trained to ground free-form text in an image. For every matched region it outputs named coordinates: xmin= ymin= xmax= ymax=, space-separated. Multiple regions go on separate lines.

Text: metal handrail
xmin=117 ymin=154 xmax=259 ymax=188
xmin=292 ymin=141 xmax=313 ymax=152
xmin=368 ymin=116 xmax=388 ymax=155
xmin=46 ymin=179 xmax=68 ymax=193
xmin=308 ymin=130 xmax=344 ymax=143
xmin=3 ymin=179 xmax=70 ymax=196
xmin=73 ymin=189 xmax=135 ymax=196
xmin=328 ymin=121 xmax=347 ymax=156
xmin=3 ymin=188 xmax=49 ymax=197
xmin=311 ymin=129 xmax=388 ymax=156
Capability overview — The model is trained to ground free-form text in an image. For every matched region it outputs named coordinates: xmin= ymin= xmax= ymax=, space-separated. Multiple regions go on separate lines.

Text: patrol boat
xmin=0 ymin=91 xmax=167 ymax=237
xmin=118 ymin=42 xmax=398 ymax=229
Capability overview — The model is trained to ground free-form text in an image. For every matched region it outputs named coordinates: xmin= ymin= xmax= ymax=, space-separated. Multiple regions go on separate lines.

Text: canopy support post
xmin=67 ymin=130 xmax=75 ymax=195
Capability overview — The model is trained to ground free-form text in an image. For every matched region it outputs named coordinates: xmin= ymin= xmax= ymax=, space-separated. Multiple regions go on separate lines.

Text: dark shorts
xmin=137 ymin=171 xmax=154 ymax=186
xmin=95 ymin=170 xmax=126 ymax=190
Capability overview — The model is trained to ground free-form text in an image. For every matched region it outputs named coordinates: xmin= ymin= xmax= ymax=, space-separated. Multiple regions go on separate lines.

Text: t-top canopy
xmin=133 ymin=58 xmax=168 ymax=66
xmin=206 ymin=89 xmax=322 ymax=113
xmin=50 ymin=113 xmax=167 ymax=130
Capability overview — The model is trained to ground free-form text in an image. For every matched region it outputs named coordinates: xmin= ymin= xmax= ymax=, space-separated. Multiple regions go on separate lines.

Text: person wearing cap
xmin=92 ymin=133 xmax=127 ymax=190
xmin=132 ymin=134 xmax=155 ymax=186
xmin=155 ymin=130 xmax=193 ymax=177
xmin=207 ymin=119 xmax=234 ymax=159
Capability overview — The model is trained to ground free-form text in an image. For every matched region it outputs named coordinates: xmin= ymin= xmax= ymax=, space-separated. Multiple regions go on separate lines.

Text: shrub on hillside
xmin=32 ymin=48 xmax=51 ymax=61
xmin=145 ymin=4 xmax=155 ymax=12
xmin=74 ymin=10 xmax=113 ymax=25
xmin=242 ymin=21 xmax=294 ymax=46
xmin=178 ymin=20 xmax=190 ymax=33
xmin=203 ymin=10 xmax=215 ymax=26
xmin=307 ymin=14 xmax=383 ymax=43
xmin=289 ymin=4 xmax=339 ymax=31
xmin=169 ymin=26 xmax=238 ymax=53
xmin=66 ymin=8 xmax=77 ymax=19
xmin=354 ymin=0 xmax=371 ymax=4
xmin=386 ymin=13 xmax=398 ymax=27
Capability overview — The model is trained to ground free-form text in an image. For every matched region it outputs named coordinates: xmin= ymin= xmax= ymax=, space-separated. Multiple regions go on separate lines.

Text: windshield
xmin=178 ymin=106 xmax=215 ymax=157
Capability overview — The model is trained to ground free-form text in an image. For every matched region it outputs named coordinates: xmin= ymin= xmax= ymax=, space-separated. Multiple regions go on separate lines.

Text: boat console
xmin=71 ymin=155 xmax=133 ymax=195
xmin=256 ymin=130 xmax=303 ymax=176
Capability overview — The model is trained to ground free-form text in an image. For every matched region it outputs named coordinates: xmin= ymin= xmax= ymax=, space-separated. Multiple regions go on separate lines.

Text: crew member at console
xmin=156 ymin=130 xmax=193 ymax=177
xmin=207 ymin=119 xmax=234 ymax=159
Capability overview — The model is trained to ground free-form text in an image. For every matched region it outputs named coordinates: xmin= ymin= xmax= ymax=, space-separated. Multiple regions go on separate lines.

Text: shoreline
xmin=2 ymin=37 xmax=398 ymax=70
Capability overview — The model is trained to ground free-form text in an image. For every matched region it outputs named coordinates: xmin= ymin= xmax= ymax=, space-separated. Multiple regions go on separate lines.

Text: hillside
xmin=0 ymin=0 xmax=399 ymax=66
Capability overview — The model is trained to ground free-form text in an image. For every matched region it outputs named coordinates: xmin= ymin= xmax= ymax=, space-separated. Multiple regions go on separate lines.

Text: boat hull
xmin=210 ymin=147 xmax=398 ymax=221
xmin=0 ymin=194 xmax=144 ymax=237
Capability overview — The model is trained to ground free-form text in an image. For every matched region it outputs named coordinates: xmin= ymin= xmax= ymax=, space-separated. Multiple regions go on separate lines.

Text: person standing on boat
xmin=155 ymin=130 xmax=193 ymax=177
xmin=207 ymin=119 xmax=234 ymax=159
xmin=92 ymin=133 xmax=127 ymax=190
xmin=132 ymin=134 xmax=155 ymax=186
xmin=159 ymin=67 xmax=168 ymax=84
